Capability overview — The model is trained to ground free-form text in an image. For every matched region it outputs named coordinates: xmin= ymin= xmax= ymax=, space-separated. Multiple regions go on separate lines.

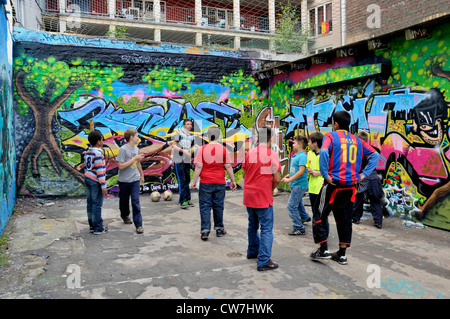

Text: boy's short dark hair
xmin=309 ymin=132 xmax=324 ymax=148
xmin=294 ymin=135 xmax=308 ymax=149
xmin=124 ymin=128 xmax=138 ymax=142
xmin=183 ymin=119 xmax=193 ymax=125
xmin=258 ymin=126 xmax=273 ymax=144
xmin=88 ymin=130 xmax=103 ymax=146
xmin=356 ymin=131 xmax=369 ymax=142
xmin=333 ymin=111 xmax=351 ymax=131
xmin=207 ymin=127 xmax=221 ymax=141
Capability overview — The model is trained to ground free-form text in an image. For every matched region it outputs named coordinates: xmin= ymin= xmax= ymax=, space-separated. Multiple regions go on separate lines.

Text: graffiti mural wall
xmin=268 ymin=20 xmax=450 ymax=230
xmin=0 ymin=3 xmax=15 ymax=234
xmin=12 ymin=20 xmax=450 ymax=231
xmin=13 ymin=31 xmax=266 ymax=199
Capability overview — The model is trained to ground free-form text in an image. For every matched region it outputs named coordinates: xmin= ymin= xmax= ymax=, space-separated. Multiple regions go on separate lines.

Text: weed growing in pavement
xmin=0 ymin=234 xmax=10 ymax=267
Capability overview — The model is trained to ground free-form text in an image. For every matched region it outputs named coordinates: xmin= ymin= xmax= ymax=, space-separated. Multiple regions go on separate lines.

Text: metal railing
xmin=43 ymin=0 xmax=271 ymax=33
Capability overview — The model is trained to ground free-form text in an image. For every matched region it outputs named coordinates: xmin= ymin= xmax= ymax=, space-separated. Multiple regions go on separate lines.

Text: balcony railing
xmin=44 ymin=0 xmax=270 ymax=33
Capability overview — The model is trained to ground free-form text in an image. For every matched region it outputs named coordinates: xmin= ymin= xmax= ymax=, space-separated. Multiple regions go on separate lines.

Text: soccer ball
xmin=162 ymin=190 xmax=173 ymax=201
xmin=273 ymin=188 xmax=279 ymax=196
xmin=150 ymin=191 xmax=161 ymax=202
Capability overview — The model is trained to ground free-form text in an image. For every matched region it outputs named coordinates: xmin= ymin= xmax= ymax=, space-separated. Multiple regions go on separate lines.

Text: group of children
xmin=284 ymin=111 xmax=381 ymax=266
xmin=83 ymin=111 xmax=383 ymax=270
xmin=283 ymin=129 xmax=384 ymax=239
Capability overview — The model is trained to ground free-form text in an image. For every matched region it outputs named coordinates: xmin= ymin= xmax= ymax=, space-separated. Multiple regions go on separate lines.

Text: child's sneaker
xmin=331 ymin=252 xmax=348 ymax=265
xmin=288 ymin=229 xmax=305 ymax=236
xmin=188 ymin=200 xmax=194 ymax=207
xmin=301 ymin=217 xmax=311 ymax=223
xmin=216 ymin=229 xmax=227 ymax=237
xmin=122 ymin=217 xmax=133 ymax=224
xmin=310 ymin=248 xmax=331 ymax=260
xmin=180 ymin=201 xmax=189 ymax=209
xmin=94 ymin=225 xmax=108 ymax=235
xmin=257 ymin=259 xmax=279 ymax=271
xmin=136 ymin=226 xmax=144 ymax=234
xmin=201 ymin=232 xmax=209 ymax=241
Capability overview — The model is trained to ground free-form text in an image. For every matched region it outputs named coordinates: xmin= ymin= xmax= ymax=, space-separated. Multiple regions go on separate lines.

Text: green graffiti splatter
xmin=143 ymin=66 xmax=195 ymax=93
xmin=14 ymin=56 xmax=123 ymax=115
xmin=375 ymin=26 xmax=450 ymax=100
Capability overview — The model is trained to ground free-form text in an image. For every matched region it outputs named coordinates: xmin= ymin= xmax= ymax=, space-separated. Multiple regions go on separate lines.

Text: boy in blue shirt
xmin=281 ymin=136 xmax=309 ymax=235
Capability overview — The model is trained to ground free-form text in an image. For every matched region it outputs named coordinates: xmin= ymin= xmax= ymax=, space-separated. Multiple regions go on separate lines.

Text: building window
xmin=119 ymin=1 xmax=166 ymax=20
xmin=202 ymin=6 xmax=233 ymax=27
xmin=309 ymin=46 xmax=333 ymax=55
xmin=309 ymin=3 xmax=332 ymax=36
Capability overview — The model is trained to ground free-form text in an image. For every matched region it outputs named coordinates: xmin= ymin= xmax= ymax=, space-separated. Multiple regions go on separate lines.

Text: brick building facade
xmin=345 ymin=0 xmax=450 ymax=44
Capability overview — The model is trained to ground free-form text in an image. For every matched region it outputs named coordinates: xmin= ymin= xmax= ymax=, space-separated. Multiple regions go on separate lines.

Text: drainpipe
xmin=341 ymin=0 xmax=346 ymax=46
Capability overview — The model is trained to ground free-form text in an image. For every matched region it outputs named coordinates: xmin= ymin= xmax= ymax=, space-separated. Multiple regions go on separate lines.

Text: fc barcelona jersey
xmin=319 ymin=130 xmax=378 ymax=186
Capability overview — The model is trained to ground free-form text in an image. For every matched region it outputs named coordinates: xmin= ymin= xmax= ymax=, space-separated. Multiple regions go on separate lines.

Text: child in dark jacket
xmin=352 ymin=131 xmax=384 ymax=229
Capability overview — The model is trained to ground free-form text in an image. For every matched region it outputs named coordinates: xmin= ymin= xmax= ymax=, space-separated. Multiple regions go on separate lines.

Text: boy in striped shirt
xmin=310 ymin=111 xmax=379 ymax=265
xmin=84 ymin=130 xmax=108 ymax=235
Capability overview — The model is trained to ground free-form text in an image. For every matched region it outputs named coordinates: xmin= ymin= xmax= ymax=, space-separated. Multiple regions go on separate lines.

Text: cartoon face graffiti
xmin=415 ymin=113 xmax=443 ymax=145
xmin=412 ymin=88 xmax=448 ymax=146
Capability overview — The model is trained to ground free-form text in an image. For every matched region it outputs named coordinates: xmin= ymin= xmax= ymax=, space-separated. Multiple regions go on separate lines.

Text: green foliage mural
xmin=142 ymin=66 xmax=195 ymax=93
xmin=378 ymin=28 xmax=450 ymax=99
xmin=293 ymin=64 xmax=383 ymax=90
xmin=220 ymin=69 xmax=268 ymax=114
xmin=14 ymin=56 xmax=123 ymax=115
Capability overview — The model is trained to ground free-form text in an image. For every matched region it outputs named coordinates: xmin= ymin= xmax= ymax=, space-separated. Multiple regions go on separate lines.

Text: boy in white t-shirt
xmin=117 ymin=129 xmax=145 ymax=234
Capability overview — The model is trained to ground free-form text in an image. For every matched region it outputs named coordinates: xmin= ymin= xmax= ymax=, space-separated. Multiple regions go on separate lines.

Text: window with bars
xmin=309 ymin=2 xmax=332 ymax=36
xmin=201 ymin=5 xmax=233 ymax=28
xmin=116 ymin=0 xmax=166 ymax=20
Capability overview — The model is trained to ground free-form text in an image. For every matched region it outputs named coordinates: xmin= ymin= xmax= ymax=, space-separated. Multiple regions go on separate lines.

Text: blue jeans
xmin=175 ymin=162 xmax=191 ymax=204
xmin=247 ymin=206 xmax=274 ymax=267
xmin=199 ymin=183 xmax=226 ymax=234
xmin=85 ymin=177 xmax=104 ymax=232
xmin=119 ymin=180 xmax=142 ymax=227
xmin=287 ymin=186 xmax=309 ymax=232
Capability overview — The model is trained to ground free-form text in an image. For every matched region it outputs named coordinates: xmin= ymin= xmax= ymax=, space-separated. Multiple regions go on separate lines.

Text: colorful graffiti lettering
xmin=57 ymin=96 xmax=252 ymax=191
xmin=277 ymin=79 xmax=450 ymax=229
xmin=268 ymin=20 xmax=450 ymax=230
xmin=381 ymin=278 xmax=444 ymax=299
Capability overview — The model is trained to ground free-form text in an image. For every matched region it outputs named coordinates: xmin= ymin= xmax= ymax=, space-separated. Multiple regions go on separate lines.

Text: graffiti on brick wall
xmin=13 ymin=47 xmax=264 ymax=197
xmin=279 ymin=80 xmax=449 ymax=229
xmin=270 ymin=22 xmax=450 ymax=230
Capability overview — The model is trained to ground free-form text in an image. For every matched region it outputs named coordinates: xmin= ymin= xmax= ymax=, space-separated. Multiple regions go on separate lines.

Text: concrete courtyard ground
xmin=0 ymin=189 xmax=449 ymax=301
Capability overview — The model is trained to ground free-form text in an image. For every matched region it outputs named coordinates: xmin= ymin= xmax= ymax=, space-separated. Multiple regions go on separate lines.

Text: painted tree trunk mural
xmin=13 ymin=56 xmax=124 ymax=192
xmin=15 ymin=71 xmax=84 ymax=187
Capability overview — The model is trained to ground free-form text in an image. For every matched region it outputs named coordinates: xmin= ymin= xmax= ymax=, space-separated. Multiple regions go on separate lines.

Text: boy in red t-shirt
xmin=242 ymin=126 xmax=281 ymax=271
xmin=191 ymin=127 xmax=237 ymax=241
